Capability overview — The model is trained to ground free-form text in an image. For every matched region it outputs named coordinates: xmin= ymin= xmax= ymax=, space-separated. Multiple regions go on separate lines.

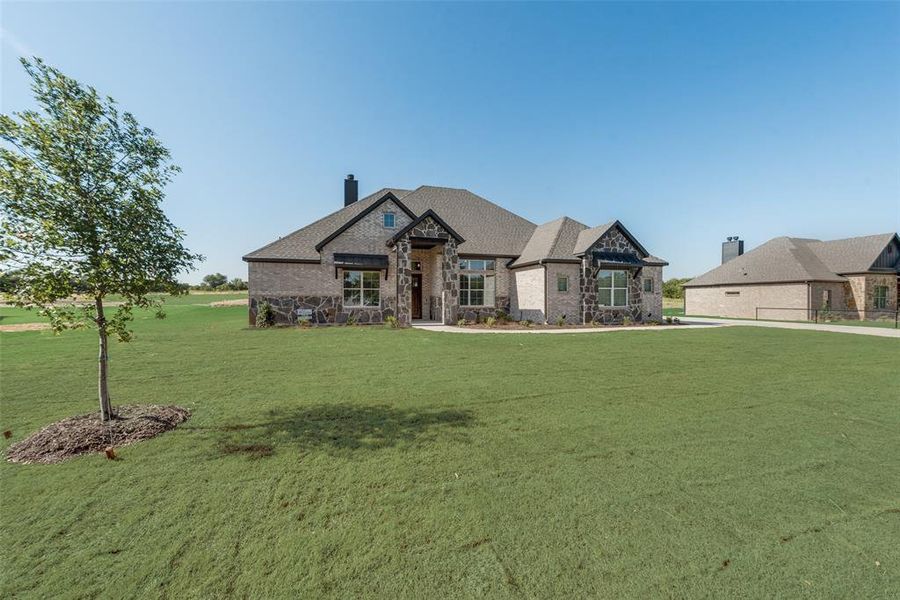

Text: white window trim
xmin=557 ymin=274 xmax=569 ymax=293
xmin=382 ymin=212 xmax=396 ymax=229
xmin=460 ymin=272 xmax=495 ymax=307
xmin=597 ymin=269 xmax=629 ymax=307
xmin=643 ymin=277 xmax=653 ymax=293
xmin=342 ymin=270 xmax=381 ymax=308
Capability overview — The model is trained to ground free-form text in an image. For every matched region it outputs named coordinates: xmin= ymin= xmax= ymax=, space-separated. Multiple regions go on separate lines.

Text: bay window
xmin=597 ymin=269 xmax=628 ymax=307
xmin=343 ymin=271 xmax=380 ymax=307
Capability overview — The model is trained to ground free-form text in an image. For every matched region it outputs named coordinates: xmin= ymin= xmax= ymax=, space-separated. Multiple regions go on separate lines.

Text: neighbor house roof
xmin=683 ymin=233 xmax=899 ymax=287
xmin=243 ymin=185 xmax=536 ymax=261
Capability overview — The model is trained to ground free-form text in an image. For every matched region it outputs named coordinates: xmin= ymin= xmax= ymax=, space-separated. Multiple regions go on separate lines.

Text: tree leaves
xmin=0 ymin=57 xmax=203 ymax=340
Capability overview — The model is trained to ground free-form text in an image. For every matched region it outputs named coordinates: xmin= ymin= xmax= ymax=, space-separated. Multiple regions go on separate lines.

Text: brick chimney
xmin=344 ymin=174 xmax=358 ymax=207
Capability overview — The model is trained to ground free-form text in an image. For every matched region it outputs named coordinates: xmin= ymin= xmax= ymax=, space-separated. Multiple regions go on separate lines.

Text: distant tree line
xmin=196 ymin=273 xmax=247 ymax=291
xmin=662 ymin=278 xmax=691 ymax=299
xmin=0 ymin=269 xmax=246 ymax=294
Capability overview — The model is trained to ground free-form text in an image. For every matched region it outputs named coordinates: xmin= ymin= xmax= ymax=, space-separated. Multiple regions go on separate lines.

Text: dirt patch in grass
xmin=219 ymin=443 xmax=274 ymax=459
xmin=0 ymin=322 xmax=51 ymax=332
xmin=5 ymin=405 xmax=190 ymax=464
xmin=208 ymin=299 xmax=247 ymax=307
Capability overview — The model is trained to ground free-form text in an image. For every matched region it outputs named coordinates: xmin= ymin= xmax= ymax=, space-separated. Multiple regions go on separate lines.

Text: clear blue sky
xmin=2 ymin=2 xmax=898 ymax=282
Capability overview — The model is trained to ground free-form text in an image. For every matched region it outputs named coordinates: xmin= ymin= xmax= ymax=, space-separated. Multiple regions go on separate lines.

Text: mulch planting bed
xmin=5 ymin=405 xmax=190 ymax=464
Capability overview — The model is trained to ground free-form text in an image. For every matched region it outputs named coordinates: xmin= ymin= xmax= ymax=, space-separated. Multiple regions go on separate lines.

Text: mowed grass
xmin=2 ymin=306 xmax=899 ymax=598
xmin=0 ymin=292 xmax=247 ymax=325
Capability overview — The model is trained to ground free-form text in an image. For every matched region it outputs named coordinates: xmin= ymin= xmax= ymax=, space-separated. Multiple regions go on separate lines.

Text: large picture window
xmin=460 ymin=273 xmax=495 ymax=307
xmin=597 ymin=269 xmax=628 ymax=307
xmin=343 ymin=271 xmax=380 ymax=307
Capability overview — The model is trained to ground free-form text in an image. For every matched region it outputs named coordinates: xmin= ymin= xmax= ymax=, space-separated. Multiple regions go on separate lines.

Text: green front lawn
xmin=0 ymin=292 xmax=247 ymax=325
xmin=2 ymin=306 xmax=898 ymax=598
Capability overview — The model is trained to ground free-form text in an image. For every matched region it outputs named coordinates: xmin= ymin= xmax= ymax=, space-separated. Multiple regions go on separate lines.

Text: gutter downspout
xmin=542 ymin=260 xmax=549 ymax=324
xmin=807 ymin=282 xmax=812 ymax=322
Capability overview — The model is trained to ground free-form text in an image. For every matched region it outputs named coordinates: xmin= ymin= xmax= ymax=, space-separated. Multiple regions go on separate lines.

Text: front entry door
xmin=411 ymin=274 xmax=423 ymax=320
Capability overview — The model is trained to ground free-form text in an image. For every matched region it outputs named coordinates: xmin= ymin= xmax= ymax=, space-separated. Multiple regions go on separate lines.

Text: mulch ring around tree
xmin=5 ymin=405 xmax=190 ymax=464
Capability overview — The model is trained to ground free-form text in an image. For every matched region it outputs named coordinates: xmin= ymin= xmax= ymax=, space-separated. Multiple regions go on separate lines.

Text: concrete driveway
xmin=682 ymin=316 xmax=900 ymax=338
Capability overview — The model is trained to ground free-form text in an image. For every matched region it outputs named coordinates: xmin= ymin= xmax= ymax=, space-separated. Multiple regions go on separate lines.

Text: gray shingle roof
xmin=804 ymin=233 xmax=898 ymax=274
xmin=643 ymin=255 xmax=669 ymax=266
xmin=243 ymin=188 xmax=411 ymax=261
xmin=508 ymin=217 xmax=588 ymax=267
xmin=573 ymin=222 xmax=615 ymax=256
xmin=243 ymin=185 xmax=536 ymax=261
xmin=508 ymin=217 xmax=667 ymax=268
xmin=683 ymin=233 xmax=899 ymax=287
xmin=400 ymin=187 xmax=535 ymax=256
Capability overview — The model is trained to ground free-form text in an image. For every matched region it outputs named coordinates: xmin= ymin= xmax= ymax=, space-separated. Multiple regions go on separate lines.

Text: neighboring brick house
xmin=243 ymin=176 xmax=667 ymax=326
xmin=684 ymin=233 xmax=900 ymax=320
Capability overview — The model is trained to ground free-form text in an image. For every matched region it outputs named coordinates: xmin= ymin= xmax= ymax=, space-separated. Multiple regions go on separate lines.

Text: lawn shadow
xmin=202 ymin=403 xmax=475 ymax=457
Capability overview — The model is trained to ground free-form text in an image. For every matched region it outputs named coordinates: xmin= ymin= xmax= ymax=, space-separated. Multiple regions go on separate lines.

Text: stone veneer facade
xmin=394 ymin=216 xmax=460 ymax=326
xmin=247 ymin=202 xmax=666 ymax=327
xmin=580 ymin=229 xmax=645 ymax=324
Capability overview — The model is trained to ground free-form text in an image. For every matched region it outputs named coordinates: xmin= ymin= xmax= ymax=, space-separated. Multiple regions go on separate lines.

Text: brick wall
xmin=511 ymin=265 xmax=545 ymax=322
xmin=545 ymin=263 xmax=581 ymax=324
xmin=685 ymin=283 xmax=809 ymax=320
xmin=640 ymin=265 xmax=664 ymax=322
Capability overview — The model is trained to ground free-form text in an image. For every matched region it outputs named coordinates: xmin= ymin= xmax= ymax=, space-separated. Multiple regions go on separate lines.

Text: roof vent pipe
xmin=344 ymin=174 xmax=358 ymax=207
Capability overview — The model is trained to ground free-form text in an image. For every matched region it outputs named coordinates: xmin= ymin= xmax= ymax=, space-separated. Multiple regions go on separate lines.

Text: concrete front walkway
xmin=681 ymin=316 xmax=900 ymax=338
xmin=412 ymin=318 xmax=900 ymax=338
xmin=411 ymin=321 xmax=722 ymax=334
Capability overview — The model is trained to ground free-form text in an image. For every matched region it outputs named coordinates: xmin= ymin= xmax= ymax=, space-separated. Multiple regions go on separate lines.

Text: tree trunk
xmin=96 ymin=297 xmax=113 ymax=421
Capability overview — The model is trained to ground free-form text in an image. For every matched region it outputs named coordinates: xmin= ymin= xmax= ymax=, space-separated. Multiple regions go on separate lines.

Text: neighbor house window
xmin=343 ymin=271 xmax=380 ymax=307
xmin=460 ymin=274 xmax=496 ymax=306
xmin=823 ymin=289 xmax=832 ymax=310
xmin=873 ymin=285 xmax=889 ymax=309
xmin=643 ymin=278 xmax=653 ymax=293
xmin=383 ymin=212 xmax=396 ymax=228
xmin=597 ymin=270 xmax=628 ymax=307
xmin=557 ymin=275 xmax=569 ymax=292
xmin=459 ymin=259 xmax=495 ymax=270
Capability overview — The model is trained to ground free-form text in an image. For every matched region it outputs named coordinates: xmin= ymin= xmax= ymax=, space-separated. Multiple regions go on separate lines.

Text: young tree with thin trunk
xmin=0 ymin=58 xmax=202 ymax=421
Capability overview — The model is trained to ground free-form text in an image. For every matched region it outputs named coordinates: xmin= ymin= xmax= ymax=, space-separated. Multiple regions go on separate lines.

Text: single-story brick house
xmin=243 ymin=176 xmax=667 ymax=326
xmin=684 ymin=233 xmax=900 ymax=320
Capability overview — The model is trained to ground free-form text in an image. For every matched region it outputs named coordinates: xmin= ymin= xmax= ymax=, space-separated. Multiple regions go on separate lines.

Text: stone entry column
xmin=393 ymin=215 xmax=460 ymax=326
xmin=441 ymin=238 xmax=459 ymax=324
xmin=396 ymin=238 xmax=413 ymax=326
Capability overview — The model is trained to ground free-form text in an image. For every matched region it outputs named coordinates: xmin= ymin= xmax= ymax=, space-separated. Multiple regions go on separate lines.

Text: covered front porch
xmin=388 ymin=210 xmax=464 ymax=326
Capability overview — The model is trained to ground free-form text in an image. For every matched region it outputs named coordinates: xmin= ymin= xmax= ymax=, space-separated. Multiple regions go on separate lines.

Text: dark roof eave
xmin=386 ymin=209 xmax=465 ymax=247
xmin=243 ymin=256 xmax=320 ymax=264
xmin=684 ymin=277 xmax=847 ymax=288
xmin=836 ymin=269 xmax=900 ymax=275
xmin=314 ymin=192 xmax=417 ymax=252
xmin=508 ymin=258 xmax=582 ymax=269
xmin=576 ymin=220 xmax=651 ymax=258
